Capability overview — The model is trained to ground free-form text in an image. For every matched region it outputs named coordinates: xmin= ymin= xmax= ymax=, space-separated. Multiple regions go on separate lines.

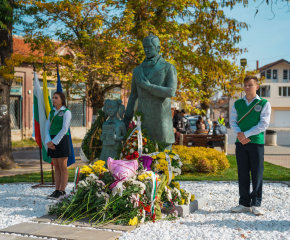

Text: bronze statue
xmin=100 ymin=99 xmax=126 ymax=164
xmin=123 ymin=35 xmax=177 ymax=149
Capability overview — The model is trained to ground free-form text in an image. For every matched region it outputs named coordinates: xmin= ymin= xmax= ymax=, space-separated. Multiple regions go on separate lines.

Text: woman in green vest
xmin=230 ymin=75 xmax=271 ymax=216
xmin=45 ymin=91 xmax=72 ymax=199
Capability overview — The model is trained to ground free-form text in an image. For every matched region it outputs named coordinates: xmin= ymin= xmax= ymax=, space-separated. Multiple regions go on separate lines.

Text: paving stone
xmin=32 ymin=215 xmax=136 ymax=232
xmin=31 ymin=225 xmax=83 ymax=238
xmin=0 ymin=234 xmax=41 ymax=240
xmin=67 ymin=229 xmax=121 ymax=240
xmin=0 ymin=223 xmax=50 ymax=235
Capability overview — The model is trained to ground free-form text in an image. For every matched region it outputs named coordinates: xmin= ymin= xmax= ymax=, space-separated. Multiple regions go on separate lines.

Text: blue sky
xmin=222 ymin=1 xmax=290 ymax=70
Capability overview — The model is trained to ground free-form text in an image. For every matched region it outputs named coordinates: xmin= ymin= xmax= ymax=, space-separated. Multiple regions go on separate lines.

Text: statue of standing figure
xmin=100 ymin=99 xmax=126 ymax=165
xmin=123 ymin=35 xmax=177 ymax=150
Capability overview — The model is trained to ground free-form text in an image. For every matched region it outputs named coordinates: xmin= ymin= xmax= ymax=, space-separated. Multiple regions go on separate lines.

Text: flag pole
xmin=31 ymin=62 xmax=54 ymax=189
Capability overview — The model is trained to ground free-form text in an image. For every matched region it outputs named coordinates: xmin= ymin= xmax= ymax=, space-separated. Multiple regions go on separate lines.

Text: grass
xmin=0 ymin=168 xmax=76 ymax=184
xmin=175 ymin=155 xmax=290 ymax=181
xmin=1 ymin=156 xmax=289 ymax=184
xmin=12 ymin=138 xmax=83 ymax=148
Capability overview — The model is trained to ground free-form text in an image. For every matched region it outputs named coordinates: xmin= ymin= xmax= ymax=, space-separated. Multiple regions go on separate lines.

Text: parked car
xmin=187 ymin=117 xmax=213 ymax=134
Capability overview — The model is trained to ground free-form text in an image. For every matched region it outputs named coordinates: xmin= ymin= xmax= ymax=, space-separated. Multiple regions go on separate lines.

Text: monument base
xmin=162 ymin=195 xmax=207 ymax=217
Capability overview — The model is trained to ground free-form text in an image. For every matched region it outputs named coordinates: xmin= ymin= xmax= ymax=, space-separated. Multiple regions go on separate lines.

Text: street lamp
xmin=240 ymin=58 xmax=247 ymax=98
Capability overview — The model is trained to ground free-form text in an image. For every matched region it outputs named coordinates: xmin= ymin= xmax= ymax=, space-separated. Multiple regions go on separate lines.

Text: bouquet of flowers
xmin=121 ymin=129 xmax=149 ymax=160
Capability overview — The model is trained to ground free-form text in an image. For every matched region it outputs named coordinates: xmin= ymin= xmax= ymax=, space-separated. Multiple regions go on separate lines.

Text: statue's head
xmin=103 ymin=99 xmax=124 ymax=119
xmin=142 ymin=35 xmax=160 ymax=59
xmin=104 ymin=100 xmax=118 ymax=118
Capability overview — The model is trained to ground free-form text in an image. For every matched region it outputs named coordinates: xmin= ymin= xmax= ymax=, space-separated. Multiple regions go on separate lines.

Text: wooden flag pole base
xmin=32 ymin=147 xmax=55 ymax=189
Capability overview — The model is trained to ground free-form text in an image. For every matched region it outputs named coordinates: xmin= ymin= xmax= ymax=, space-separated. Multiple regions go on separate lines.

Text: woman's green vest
xmin=235 ymin=98 xmax=268 ymax=144
xmin=49 ymin=108 xmax=70 ymax=136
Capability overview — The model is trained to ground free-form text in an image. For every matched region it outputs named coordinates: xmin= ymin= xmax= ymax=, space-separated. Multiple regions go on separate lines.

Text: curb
xmin=12 ymin=143 xmax=82 ymax=152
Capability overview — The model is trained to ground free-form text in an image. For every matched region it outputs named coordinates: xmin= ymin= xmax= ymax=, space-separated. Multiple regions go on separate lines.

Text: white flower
xmin=132 ymin=142 xmax=137 ymax=146
xmin=145 ymin=148 xmax=148 ymax=153
xmin=164 ymin=186 xmax=172 ymax=201
xmin=78 ymin=180 xmax=88 ymax=189
xmin=178 ymin=160 xmax=183 ymax=167
xmin=86 ymin=173 xmax=99 ymax=183
xmin=120 ymin=153 xmax=123 ymax=158
xmin=127 ymin=144 xmax=130 ymax=149
xmin=173 ymin=155 xmax=179 ymax=160
xmin=130 ymin=148 xmax=134 ymax=154
xmin=171 ymin=187 xmax=181 ymax=197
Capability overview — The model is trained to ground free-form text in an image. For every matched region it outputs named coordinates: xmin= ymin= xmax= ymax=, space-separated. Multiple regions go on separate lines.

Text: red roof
xmin=13 ymin=36 xmax=44 ymax=57
xmin=258 ymin=59 xmax=290 ymax=71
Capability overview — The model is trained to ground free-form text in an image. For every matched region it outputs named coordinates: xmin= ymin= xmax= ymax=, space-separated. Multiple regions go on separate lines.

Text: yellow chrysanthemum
xmin=152 ymin=155 xmax=157 ymax=160
xmin=191 ymin=194 xmax=195 ymax=202
xmin=164 ymin=150 xmax=170 ymax=153
xmin=181 ymin=199 xmax=185 ymax=205
xmin=172 ymin=182 xmax=180 ymax=190
xmin=128 ymin=216 xmax=138 ymax=226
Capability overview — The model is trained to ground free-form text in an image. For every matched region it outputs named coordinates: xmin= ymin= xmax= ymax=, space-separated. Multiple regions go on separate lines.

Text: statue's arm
xmin=123 ymin=73 xmax=138 ymax=128
xmin=150 ymin=65 xmax=177 ymax=98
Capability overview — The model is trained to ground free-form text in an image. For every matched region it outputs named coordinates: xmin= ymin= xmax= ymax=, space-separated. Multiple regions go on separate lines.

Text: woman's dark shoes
xmin=47 ymin=190 xmax=59 ymax=199
xmin=51 ymin=190 xmax=66 ymax=200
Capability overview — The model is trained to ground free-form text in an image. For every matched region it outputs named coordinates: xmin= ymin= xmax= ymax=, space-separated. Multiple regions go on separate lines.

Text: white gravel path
xmin=0 ymin=183 xmax=73 ymax=230
xmin=120 ymin=182 xmax=290 ymax=240
xmin=1 ymin=182 xmax=290 ymax=240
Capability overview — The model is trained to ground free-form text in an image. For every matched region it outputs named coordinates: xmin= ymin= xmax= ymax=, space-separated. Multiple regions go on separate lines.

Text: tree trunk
xmin=0 ymin=79 xmax=15 ymax=169
xmin=0 ymin=0 xmax=16 ymax=169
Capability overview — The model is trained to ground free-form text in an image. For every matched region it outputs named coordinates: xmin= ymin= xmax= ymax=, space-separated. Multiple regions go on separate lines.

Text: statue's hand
xmin=137 ymin=74 xmax=151 ymax=91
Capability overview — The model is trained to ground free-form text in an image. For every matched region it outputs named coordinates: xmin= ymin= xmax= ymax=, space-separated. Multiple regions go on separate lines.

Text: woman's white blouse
xmin=45 ymin=106 xmax=72 ymax=145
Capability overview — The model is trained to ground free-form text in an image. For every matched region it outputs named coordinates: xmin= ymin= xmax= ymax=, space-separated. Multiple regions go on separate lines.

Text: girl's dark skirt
xmin=47 ymin=135 xmax=72 ymax=158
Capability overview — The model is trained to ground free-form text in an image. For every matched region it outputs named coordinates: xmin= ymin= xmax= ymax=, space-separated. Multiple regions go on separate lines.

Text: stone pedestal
xmin=162 ymin=195 xmax=207 ymax=217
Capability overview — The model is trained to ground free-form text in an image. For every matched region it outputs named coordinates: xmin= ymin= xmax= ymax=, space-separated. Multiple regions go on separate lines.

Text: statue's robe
xmin=124 ymin=56 xmax=177 ymax=144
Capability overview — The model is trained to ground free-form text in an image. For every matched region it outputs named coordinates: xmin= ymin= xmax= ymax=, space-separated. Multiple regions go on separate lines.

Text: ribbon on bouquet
xmin=73 ymin=167 xmax=80 ymax=191
xmin=123 ymin=116 xmax=143 ymax=157
xmin=109 ymin=174 xmax=127 ymax=190
xmin=147 ymin=152 xmax=173 ymax=184
xmin=150 ymin=172 xmax=158 ymax=222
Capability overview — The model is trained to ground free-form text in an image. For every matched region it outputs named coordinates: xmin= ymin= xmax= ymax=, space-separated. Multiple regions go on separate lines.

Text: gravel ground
xmin=1 ymin=182 xmax=290 ymax=240
xmin=120 ymin=182 xmax=290 ymax=240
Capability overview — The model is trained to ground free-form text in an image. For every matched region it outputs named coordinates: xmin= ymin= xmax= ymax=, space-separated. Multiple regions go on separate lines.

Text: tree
xmin=22 ymin=0 xmax=256 ymax=114
xmin=108 ymin=0 xmax=259 ymax=113
xmin=0 ymin=0 xmax=16 ymax=169
xmin=22 ymin=0 xmax=130 ymax=114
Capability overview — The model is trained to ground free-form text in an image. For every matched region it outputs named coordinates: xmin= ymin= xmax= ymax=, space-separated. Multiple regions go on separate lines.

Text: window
xmin=10 ymin=96 xmax=21 ymax=129
xmin=68 ymin=99 xmax=85 ymax=127
xmin=257 ymin=86 xmax=270 ymax=97
xmin=273 ymin=69 xmax=278 ymax=82
xmin=279 ymin=87 xmax=290 ymax=97
xmin=283 ymin=70 xmax=288 ymax=81
xmin=261 ymin=71 xmax=265 ymax=78
xmin=266 ymin=69 xmax=271 ymax=79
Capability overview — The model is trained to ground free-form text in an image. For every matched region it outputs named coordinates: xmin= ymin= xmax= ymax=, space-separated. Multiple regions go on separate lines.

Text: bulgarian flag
xmin=33 ymin=71 xmax=52 ymax=164
xmin=42 ymin=71 xmax=53 ymax=118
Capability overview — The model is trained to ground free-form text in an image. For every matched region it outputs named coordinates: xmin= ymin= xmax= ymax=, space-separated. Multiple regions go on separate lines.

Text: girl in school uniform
xmin=45 ymin=91 xmax=72 ymax=199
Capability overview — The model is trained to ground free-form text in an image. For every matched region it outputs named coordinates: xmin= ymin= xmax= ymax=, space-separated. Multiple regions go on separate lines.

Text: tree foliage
xmin=20 ymin=0 xmax=258 ymax=113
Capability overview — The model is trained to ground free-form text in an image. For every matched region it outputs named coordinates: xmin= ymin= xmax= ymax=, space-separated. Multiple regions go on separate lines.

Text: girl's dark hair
xmin=53 ymin=91 xmax=67 ymax=108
